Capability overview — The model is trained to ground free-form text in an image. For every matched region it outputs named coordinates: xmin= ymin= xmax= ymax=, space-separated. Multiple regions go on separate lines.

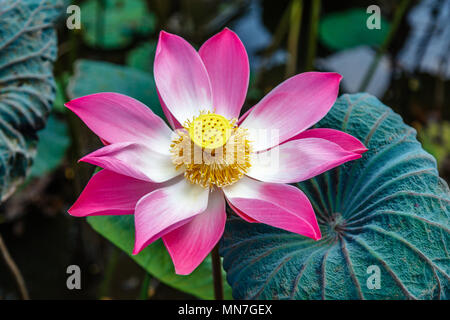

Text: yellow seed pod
xmin=188 ymin=113 xmax=232 ymax=149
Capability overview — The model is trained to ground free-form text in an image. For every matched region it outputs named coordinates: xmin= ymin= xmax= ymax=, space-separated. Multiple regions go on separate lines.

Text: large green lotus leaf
xmin=319 ymin=9 xmax=390 ymax=51
xmin=220 ymin=93 xmax=450 ymax=300
xmin=87 ymin=215 xmax=233 ymax=300
xmin=0 ymin=0 xmax=62 ymax=200
xmin=67 ymin=59 xmax=164 ymax=118
xmin=81 ymin=0 xmax=155 ymax=49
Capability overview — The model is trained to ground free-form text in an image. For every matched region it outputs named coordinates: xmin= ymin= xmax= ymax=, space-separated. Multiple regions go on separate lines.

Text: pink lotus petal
xmin=226 ymin=199 xmax=259 ymax=223
xmin=65 ymin=92 xmax=173 ymax=153
xmin=68 ymin=170 xmax=157 ymax=217
xmin=154 ymin=31 xmax=213 ymax=124
xmin=133 ymin=179 xmax=209 ymax=254
xmin=162 ymin=190 xmax=226 ymax=275
xmin=157 ymin=89 xmax=182 ymax=129
xmin=239 ymin=72 xmax=342 ymax=151
xmin=199 ymin=28 xmax=249 ymax=119
xmin=223 ymin=177 xmax=321 ymax=240
xmin=80 ymin=142 xmax=180 ymax=183
xmin=247 ymin=137 xmax=361 ymax=183
xmin=99 ymin=138 xmax=110 ymax=145
xmin=289 ymin=128 xmax=368 ymax=154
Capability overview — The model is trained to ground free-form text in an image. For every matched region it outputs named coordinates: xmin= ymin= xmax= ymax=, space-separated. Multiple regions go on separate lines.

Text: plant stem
xmin=211 ymin=244 xmax=223 ymax=300
xmin=139 ymin=272 xmax=151 ymax=300
xmin=285 ymin=0 xmax=303 ymax=78
xmin=359 ymin=0 xmax=410 ymax=92
xmin=305 ymin=0 xmax=321 ymax=71
xmin=0 ymin=233 xmax=29 ymax=300
xmin=98 ymin=246 xmax=119 ymax=299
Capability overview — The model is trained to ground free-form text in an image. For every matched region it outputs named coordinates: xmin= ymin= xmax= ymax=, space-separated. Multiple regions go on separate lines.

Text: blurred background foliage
xmin=0 ymin=0 xmax=449 ymax=299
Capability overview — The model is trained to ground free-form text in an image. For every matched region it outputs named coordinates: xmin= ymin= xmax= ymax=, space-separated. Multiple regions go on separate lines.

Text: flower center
xmin=188 ymin=113 xmax=232 ymax=149
xmin=170 ymin=112 xmax=251 ymax=188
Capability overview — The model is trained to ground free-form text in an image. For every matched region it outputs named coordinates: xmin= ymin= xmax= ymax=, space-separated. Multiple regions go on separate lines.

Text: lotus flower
xmin=66 ymin=28 xmax=367 ymax=275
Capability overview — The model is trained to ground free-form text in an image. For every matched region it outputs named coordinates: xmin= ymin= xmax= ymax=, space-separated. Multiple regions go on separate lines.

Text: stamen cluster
xmin=170 ymin=112 xmax=251 ymax=188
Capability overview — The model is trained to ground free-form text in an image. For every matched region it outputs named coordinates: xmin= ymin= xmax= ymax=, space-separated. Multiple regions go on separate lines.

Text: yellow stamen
xmin=170 ymin=112 xmax=251 ymax=188
xmin=188 ymin=113 xmax=232 ymax=149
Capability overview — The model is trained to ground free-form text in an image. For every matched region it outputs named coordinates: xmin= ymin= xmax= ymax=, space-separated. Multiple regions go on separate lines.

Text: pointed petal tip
xmin=327 ymin=73 xmax=342 ymax=87
xmin=77 ymin=155 xmax=87 ymax=163
xmin=220 ymin=26 xmax=235 ymax=36
xmin=306 ymin=71 xmax=342 ymax=82
xmin=328 ymin=72 xmax=343 ymax=82
xmin=304 ymin=217 xmax=322 ymax=241
xmin=63 ymin=94 xmax=95 ymax=110
xmin=77 ymin=154 xmax=98 ymax=166
xmin=64 ymin=100 xmax=81 ymax=114
xmin=318 ymin=71 xmax=342 ymax=84
xmin=313 ymin=229 xmax=322 ymax=241
xmin=174 ymin=267 xmax=193 ymax=276
xmin=67 ymin=205 xmax=84 ymax=218
xmin=353 ymin=153 xmax=363 ymax=160
xmin=132 ymin=244 xmax=142 ymax=255
xmin=309 ymin=217 xmax=322 ymax=241
xmin=64 ymin=96 xmax=86 ymax=109
xmin=133 ymin=235 xmax=144 ymax=255
xmin=340 ymin=152 xmax=363 ymax=165
xmin=158 ymin=30 xmax=178 ymax=43
xmin=300 ymin=222 xmax=321 ymax=241
xmin=78 ymin=151 xmax=103 ymax=164
xmin=219 ymin=27 xmax=242 ymax=43
xmin=156 ymin=31 xmax=171 ymax=55
xmin=204 ymin=26 xmax=240 ymax=45
xmin=67 ymin=198 xmax=85 ymax=217
xmin=67 ymin=207 xmax=75 ymax=216
xmin=133 ymin=237 xmax=156 ymax=256
xmin=158 ymin=30 xmax=169 ymax=38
